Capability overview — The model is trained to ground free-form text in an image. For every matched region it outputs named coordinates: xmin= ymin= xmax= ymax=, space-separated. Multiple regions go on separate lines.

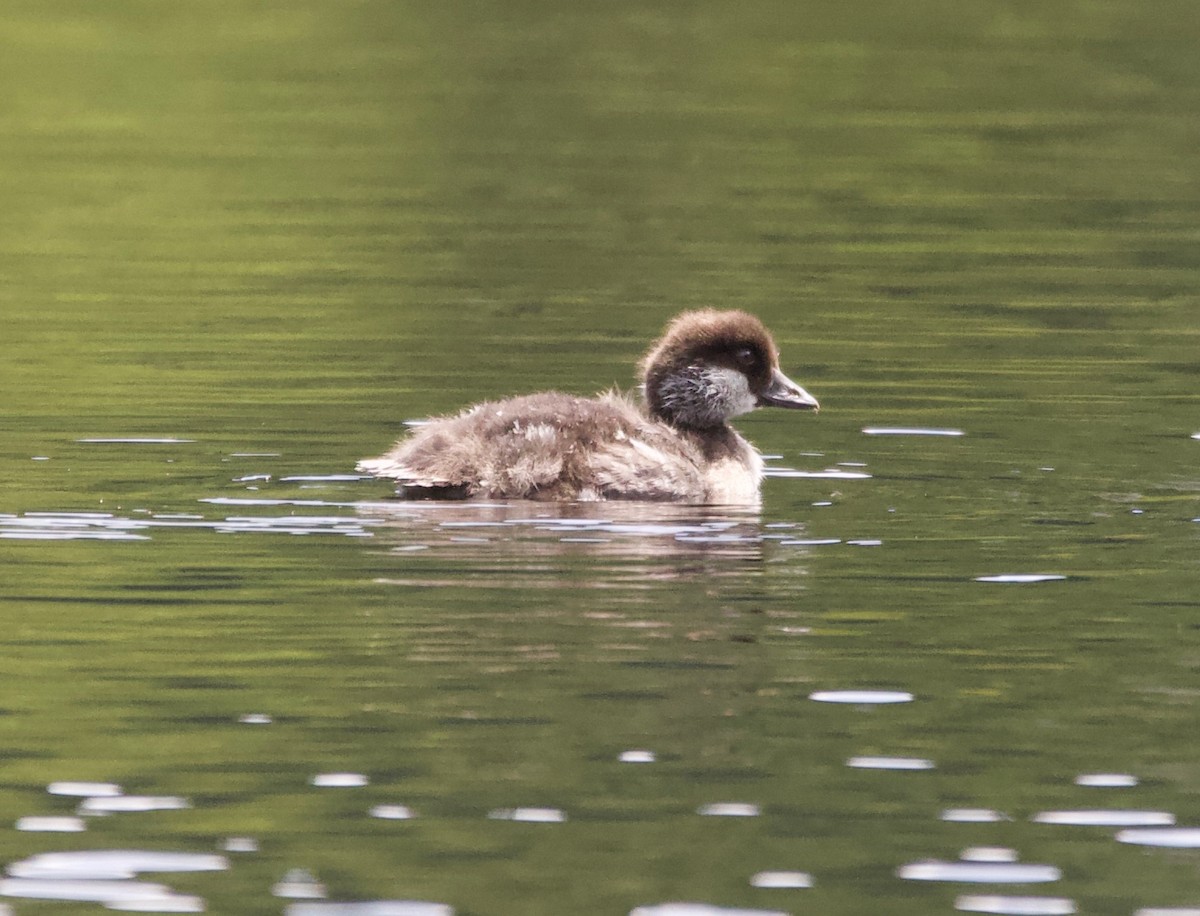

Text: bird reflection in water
xmin=356 ymin=499 xmax=810 ymax=590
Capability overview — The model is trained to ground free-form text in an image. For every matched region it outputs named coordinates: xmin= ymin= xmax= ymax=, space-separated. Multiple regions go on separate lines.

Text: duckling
xmin=357 ymin=309 xmax=819 ymax=504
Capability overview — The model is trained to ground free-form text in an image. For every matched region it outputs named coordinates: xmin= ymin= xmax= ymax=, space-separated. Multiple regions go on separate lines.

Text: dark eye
xmin=735 ymin=347 xmax=758 ymax=368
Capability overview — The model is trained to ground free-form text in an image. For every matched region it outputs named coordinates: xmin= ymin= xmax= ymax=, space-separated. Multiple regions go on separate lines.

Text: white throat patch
xmin=656 ymin=365 xmax=757 ymax=427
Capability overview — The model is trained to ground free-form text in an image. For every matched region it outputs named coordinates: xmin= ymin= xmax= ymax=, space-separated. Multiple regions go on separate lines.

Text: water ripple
xmin=975 ymin=574 xmax=1067 ymax=584
xmin=810 ymin=690 xmax=914 ymax=704
xmin=1116 ymin=827 xmax=1200 ymax=848
xmin=7 ymin=850 xmax=226 ymax=880
xmin=1075 ymin=773 xmax=1138 ymax=788
xmin=1032 ymin=810 xmax=1174 ymax=827
xmin=285 ymin=904 xmax=455 ymax=916
xmin=955 ymin=895 xmax=1075 ymax=915
xmin=846 ymin=756 xmax=934 ymax=770
xmin=898 ymin=861 xmax=1061 ymax=883
xmin=862 ymin=427 xmax=965 ymax=437
xmin=630 ymin=906 xmax=787 ymax=916
xmin=750 ymin=871 xmax=812 ymax=889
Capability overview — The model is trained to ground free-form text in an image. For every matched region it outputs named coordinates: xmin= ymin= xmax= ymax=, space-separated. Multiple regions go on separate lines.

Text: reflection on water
xmin=486 ymin=806 xmax=567 ymax=824
xmin=862 ymin=427 xmax=966 ymax=438
xmin=808 ymin=689 xmax=914 ymax=704
xmin=0 ymin=849 xmax=224 ymax=911
xmin=0 ymin=877 xmax=205 ymax=910
xmin=1031 ymin=809 xmax=1174 ymax=827
xmin=310 ymin=773 xmax=369 ymax=788
xmin=630 ymin=906 xmax=787 ymax=916
xmin=897 ymin=859 xmax=1061 ymax=884
xmin=845 ymin=755 xmax=935 ymax=770
xmin=358 ymin=498 xmax=786 ymax=588
xmin=284 ymin=903 xmax=455 ymax=916
xmin=619 ymin=749 xmax=657 ymax=764
xmin=2 ymin=0 xmax=1200 ymax=911
xmin=749 ymin=871 xmax=812 ymax=890
xmin=954 ymin=896 xmax=1076 ymax=916
xmin=697 ymin=803 xmax=761 ymax=818
xmin=1074 ymin=772 xmax=1139 ymax=788
xmin=273 ymin=869 xmax=327 ymax=901
xmin=284 ymin=904 xmax=455 ymax=916
xmin=1117 ymin=828 xmax=1200 ymax=849
xmin=2 ymin=461 xmax=1197 ymax=914
xmin=0 ymin=508 xmax=374 ymax=540
xmin=8 ymin=850 xmax=226 ymax=879
xmin=14 ymin=816 xmax=86 ymax=833
xmin=942 ymin=809 xmax=1012 ymax=824
xmin=974 ymin=574 xmax=1068 ymax=584
xmin=77 ymin=796 xmax=190 ymax=815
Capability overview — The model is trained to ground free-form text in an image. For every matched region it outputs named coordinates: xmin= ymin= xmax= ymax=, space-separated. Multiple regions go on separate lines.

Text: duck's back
xmin=357 ymin=392 xmax=715 ymax=502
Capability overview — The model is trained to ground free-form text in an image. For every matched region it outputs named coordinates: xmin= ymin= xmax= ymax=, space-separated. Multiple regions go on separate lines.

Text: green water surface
xmin=1 ymin=2 xmax=1198 ymax=914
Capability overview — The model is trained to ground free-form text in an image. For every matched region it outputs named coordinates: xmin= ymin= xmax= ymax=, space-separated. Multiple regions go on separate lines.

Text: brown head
xmin=639 ymin=309 xmax=819 ymax=428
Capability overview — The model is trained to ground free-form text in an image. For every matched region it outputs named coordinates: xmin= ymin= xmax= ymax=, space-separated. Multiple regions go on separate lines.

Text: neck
xmin=646 ymin=366 xmax=755 ymax=429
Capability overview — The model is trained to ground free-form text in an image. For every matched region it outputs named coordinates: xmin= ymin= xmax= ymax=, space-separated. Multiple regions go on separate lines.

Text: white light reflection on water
xmin=960 ymin=848 xmax=1019 ymax=863
xmin=862 ymin=427 xmax=966 ymax=436
xmin=0 ymin=878 xmax=190 ymax=906
xmin=0 ymin=494 xmax=820 ymax=581
xmin=763 ymin=467 xmax=872 ymax=479
xmin=619 ymin=749 xmax=657 ymax=763
xmin=897 ymin=861 xmax=1061 ymax=883
xmin=15 ymin=816 xmax=86 ymax=833
xmin=630 ymin=906 xmax=788 ymax=916
xmin=370 ymin=805 xmax=416 ymax=820
xmin=846 ymin=756 xmax=934 ymax=770
xmin=487 ymin=807 xmax=567 ymax=823
xmin=360 ymin=500 xmax=805 ymax=589
xmin=203 ymin=497 xmax=356 ymax=507
xmin=76 ymin=438 xmax=196 ymax=444
xmin=7 ymin=850 xmax=227 ymax=880
xmin=0 ymin=850 xmax=224 ymax=910
xmin=810 ymin=690 xmax=914 ymax=704
xmin=0 ymin=513 xmax=150 ymax=541
xmin=78 ymin=797 xmax=189 ymax=816
xmin=1116 ymin=827 xmax=1200 ymax=848
xmin=105 ymin=896 xmax=207 ymax=912
xmin=942 ymin=809 xmax=1011 ymax=823
xmin=974 ymin=574 xmax=1067 ymax=584
xmin=285 ymin=903 xmax=455 ymax=916
xmin=1075 ymin=773 xmax=1139 ymax=788
xmin=750 ymin=871 xmax=812 ymax=888
xmin=311 ymin=773 xmax=369 ymax=788
xmin=48 ymin=781 xmax=122 ymax=797
xmin=0 ymin=508 xmax=375 ymax=540
xmin=273 ymin=868 xmax=327 ymax=899
xmin=697 ymin=803 xmax=760 ymax=817
xmin=1032 ymin=810 xmax=1174 ymax=827
xmin=955 ymin=895 xmax=1076 ymax=915
xmin=77 ymin=796 xmax=190 ymax=815
xmin=1136 ymin=909 xmax=1200 ymax=915
xmin=280 ymin=475 xmax=366 ymax=482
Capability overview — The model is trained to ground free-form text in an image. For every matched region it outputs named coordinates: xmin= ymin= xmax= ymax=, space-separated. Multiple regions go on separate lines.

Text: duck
xmin=357 ymin=309 xmax=819 ymax=504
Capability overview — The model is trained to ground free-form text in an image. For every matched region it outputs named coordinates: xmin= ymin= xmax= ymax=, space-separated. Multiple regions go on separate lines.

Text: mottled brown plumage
xmin=357 ymin=309 xmax=818 ymax=504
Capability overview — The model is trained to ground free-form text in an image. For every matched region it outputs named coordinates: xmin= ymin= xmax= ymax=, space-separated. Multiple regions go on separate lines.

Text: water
xmin=2 ymin=1 xmax=1199 ymax=914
